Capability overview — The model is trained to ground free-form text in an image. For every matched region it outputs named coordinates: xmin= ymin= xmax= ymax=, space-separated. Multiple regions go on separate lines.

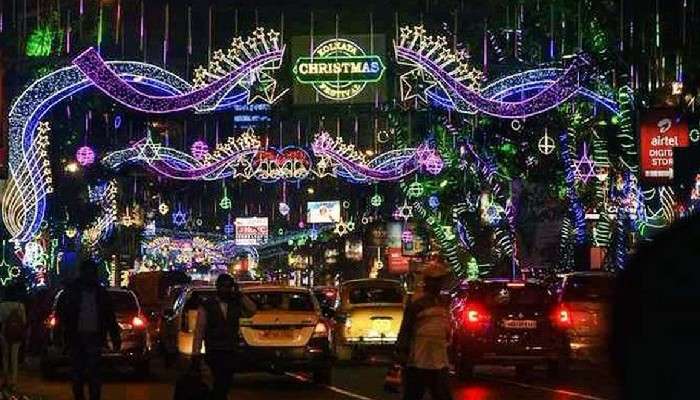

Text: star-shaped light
xmin=395 ymin=201 xmax=414 ymax=221
xmin=573 ymin=143 xmax=596 ymax=183
xmin=399 ymin=67 xmax=435 ymax=104
xmin=244 ymin=71 xmax=288 ymax=104
xmin=172 ymin=207 xmax=187 ymax=226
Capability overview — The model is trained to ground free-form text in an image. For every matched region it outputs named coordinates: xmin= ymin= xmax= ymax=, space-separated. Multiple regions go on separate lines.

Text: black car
xmin=41 ymin=287 xmax=152 ymax=377
xmin=449 ymin=280 xmax=570 ymax=379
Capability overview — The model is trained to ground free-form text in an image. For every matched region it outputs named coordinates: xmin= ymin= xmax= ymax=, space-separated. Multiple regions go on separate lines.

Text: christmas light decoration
xmin=190 ymin=140 xmax=210 ymax=160
xmin=428 ymin=195 xmax=440 ymax=209
xmin=172 ymin=207 xmax=187 ymax=227
xmin=3 ymin=28 xmax=284 ymax=244
xmin=279 ymin=202 xmax=290 ymax=216
xmin=401 ymin=230 xmax=413 ymax=243
xmin=538 ymin=129 xmax=556 ymax=155
xmin=370 ymin=194 xmax=383 ymax=207
xmin=311 ymin=131 xmax=443 ymax=183
xmin=82 ymin=180 xmax=118 ymax=249
xmin=407 ymin=181 xmax=425 ymax=198
xmin=394 ymin=25 xmax=619 ymax=118
xmin=395 ymin=201 xmax=414 ymax=222
xmin=573 ymin=143 xmax=596 ymax=183
xmin=159 ymin=202 xmax=170 ymax=215
xmin=76 ymin=145 xmax=96 ymax=166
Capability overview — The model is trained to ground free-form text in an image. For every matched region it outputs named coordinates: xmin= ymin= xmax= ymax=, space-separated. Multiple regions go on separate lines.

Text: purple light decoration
xmin=190 ymin=140 xmax=209 ymax=160
xmin=113 ymin=115 xmax=122 ymax=129
xmin=311 ymin=132 xmax=443 ymax=183
xmin=4 ymin=29 xmax=283 ymax=243
xmin=401 ymin=230 xmax=413 ymax=243
xmin=76 ymin=146 xmax=96 ymax=166
xmin=72 ymin=47 xmax=283 ymax=114
xmin=396 ymin=45 xmax=591 ymax=119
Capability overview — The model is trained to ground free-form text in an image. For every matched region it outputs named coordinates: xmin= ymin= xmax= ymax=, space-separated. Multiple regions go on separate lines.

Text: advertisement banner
xmin=640 ymin=109 xmax=689 ymax=183
xmin=291 ymin=35 xmax=387 ymax=104
xmin=307 ymin=201 xmax=341 ymax=224
xmin=234 ymin=217 xmax=268 ymax=246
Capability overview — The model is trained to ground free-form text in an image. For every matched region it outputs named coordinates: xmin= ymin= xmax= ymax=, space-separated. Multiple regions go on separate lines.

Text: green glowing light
xmin=26 ymin=26 xmax=54 ymax=57
xmin=293 ymin=38 xmax=386 ymax=101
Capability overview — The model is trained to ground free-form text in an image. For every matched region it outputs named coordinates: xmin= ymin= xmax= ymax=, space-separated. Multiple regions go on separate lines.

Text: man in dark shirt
xmin=191 ymin=274 xmax=256 ymax=400
xmin=57 ymin=258 xmax=120 ymax=400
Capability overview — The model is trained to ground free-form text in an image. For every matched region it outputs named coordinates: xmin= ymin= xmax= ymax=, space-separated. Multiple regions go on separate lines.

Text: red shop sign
xmin=386 ymin=247 xmax=410 ymax=275
xmin=640 ymin=109 xmax=689 ymax=183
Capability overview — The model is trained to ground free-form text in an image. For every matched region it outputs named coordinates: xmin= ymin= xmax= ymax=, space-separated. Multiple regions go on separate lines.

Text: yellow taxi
xmin=333 ymin=279 xmax=405 ymax=360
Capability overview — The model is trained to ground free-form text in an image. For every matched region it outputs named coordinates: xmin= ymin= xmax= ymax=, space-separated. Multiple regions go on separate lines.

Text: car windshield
xmin=109 ymin=291 xmax=138 ymax=313
xmin=471 ymin=284 xmax=550 ymax=308
xmin=247 ymin=291 xmax=316 ymax=311
xmin=348 ymin=286 xmax=403 ymax=304
xmin=562 ymin=275 xmax=614 ymax=302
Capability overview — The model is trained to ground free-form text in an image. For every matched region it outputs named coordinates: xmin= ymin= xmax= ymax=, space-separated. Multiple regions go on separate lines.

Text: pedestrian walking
xmin=191 ymin=274 xmax=257 ymax=400
xmin=0 ymin=281 xmax=27 ymax=389
xmin=57 ymin=258 xmax=121 ymax=400
xmin=396 ymin=257 xmax=453 ymax=400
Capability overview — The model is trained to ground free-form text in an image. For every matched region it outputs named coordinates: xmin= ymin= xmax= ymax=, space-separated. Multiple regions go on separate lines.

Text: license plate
xmin=261 ymin=330 xmax=294 ymax=340
xmin=502 ymin=320 xmax=537 ymax=329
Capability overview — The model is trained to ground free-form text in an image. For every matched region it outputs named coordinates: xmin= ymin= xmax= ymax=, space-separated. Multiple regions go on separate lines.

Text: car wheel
xmin=312 ymin=367 xmax=332 ymax=385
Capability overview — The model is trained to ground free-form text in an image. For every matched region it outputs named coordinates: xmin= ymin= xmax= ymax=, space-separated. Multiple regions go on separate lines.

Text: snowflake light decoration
xmin=334 ymin=219 xmax=354 ymax=237
xmin=371 ymin=194 xmax=383 ymax=207
xmin=76 ymin=145 xmax=96 ymax=166
xmin=191 ymin=140 xmax=210 ymax=160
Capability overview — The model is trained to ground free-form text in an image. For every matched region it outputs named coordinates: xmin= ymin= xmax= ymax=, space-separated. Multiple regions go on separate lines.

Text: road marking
xmin=286 ymin=372 xmax=379 ymax=400
xmin=484 ymin=377 xmax=608 ymax=400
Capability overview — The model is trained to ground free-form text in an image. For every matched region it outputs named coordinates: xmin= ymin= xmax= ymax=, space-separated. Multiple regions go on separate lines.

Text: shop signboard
xmin=307 ymin=201 xmax=341 ymax=223
xmin=235 ymin=217 xmax=268 ymax=246
xmin=292 ymin=35 xmax=387 ymax=104
xmin=640 ymin=109 xmax=689 ymax=183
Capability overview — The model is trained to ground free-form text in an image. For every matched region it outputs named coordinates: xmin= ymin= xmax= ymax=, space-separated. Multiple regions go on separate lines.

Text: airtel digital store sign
xmin=640 ymin=109 xmax=689 ymax=184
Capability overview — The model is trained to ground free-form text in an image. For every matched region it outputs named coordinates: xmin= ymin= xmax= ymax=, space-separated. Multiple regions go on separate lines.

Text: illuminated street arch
xmin=2 ymin=28 xmax=285 ymax=244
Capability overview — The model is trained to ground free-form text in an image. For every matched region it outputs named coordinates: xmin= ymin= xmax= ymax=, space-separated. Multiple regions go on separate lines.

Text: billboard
xmin=235 ymin=217 xmax=268 ymax=246
xmin=307 ymin=201 xmax=341 ymax=224
xmin=640 ymin=109 xmax=689 ymax=183
xmin=291 ymin=35 xmax=387 ymax=104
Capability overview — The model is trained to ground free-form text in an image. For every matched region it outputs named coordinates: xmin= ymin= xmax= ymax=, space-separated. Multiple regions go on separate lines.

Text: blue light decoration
xmin=558 ymin=131 xmax=586 ymax=244
xmin=1 ymin=28 xmax=285 ymax=245
xmin=113 ymin=114 xmax=122 ymax=129
xmin=428 ymin=195 xmax=440 ymax=209
xmin=394 ymin=25 xmax=620 ymax=117
xmin=172 ymin=207 xmax=187 ymax=227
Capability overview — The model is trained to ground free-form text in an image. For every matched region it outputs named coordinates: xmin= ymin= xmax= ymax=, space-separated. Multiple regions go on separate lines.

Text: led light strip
xmin=395 ymin=25 xmax=619 ymax=118
xmin=3 ymin=28 xmax=285 ymax=245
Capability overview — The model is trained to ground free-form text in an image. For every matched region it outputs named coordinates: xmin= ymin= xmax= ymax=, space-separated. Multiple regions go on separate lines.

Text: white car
xmin=163 ymin=284 xmax=333 ymax=383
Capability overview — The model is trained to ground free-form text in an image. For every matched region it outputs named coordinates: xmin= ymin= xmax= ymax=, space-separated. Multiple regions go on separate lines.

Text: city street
xmin=17 ymin=359 xmax=618 ymax=400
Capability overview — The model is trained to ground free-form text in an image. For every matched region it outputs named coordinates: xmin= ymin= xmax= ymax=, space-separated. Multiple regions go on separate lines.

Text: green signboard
xmin=293 ymin=38 xmax=386 ymax=101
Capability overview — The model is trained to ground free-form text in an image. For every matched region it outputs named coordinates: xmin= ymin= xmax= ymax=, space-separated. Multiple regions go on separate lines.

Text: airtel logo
xmin=657 ymin=118 xmax=672 ymax=134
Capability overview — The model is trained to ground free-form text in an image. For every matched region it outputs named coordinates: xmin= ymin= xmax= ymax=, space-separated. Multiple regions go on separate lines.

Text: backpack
xmin=4 ymin=309 xmax=25 ymax=343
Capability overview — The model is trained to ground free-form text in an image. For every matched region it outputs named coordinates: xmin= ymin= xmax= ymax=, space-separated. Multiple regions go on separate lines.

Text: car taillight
xmin=552 ymin=304 xmax=572 ymax=329
xmin=463 ymin=303 xmax=490 ymax=329
xmin=132 ymin=316 xmax=147 ymax=329
xmin=312 ymin=322 xmax=328 ymax=338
